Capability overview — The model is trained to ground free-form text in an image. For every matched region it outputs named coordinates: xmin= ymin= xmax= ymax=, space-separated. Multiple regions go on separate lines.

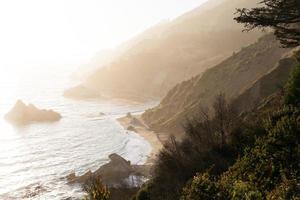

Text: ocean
xmin=0 ymin=66 xmax=154 ymax=199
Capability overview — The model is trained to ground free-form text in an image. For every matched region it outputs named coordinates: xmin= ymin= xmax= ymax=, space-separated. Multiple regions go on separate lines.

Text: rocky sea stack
xmin=5 ymin=100 xmax=62 ymax=124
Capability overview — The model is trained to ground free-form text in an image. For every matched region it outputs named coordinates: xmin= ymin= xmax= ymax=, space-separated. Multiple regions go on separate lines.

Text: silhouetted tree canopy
xmin=234 ymin=0 xmax=300 ymax=47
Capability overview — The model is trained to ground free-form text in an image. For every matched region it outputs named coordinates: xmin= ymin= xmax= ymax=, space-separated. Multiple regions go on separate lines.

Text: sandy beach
xmin=117 ymin=115 xmax=163 ymax=165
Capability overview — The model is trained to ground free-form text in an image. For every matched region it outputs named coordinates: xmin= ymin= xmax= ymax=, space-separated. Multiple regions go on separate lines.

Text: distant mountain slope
xmin=66 ymin=0 xmax=262 ymax=101
xmin=71 ymin=49 xmax=115 ymax=81
xmin=142 ymin=34 xmax=298 ymax=136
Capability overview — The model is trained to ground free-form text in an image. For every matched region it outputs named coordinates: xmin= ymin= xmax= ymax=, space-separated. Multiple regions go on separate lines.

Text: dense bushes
xmin=134 ymin=95 xmax=254 ymax=200
xmin=181 ymin=173 xmax=226 ymax=200
xmin=82 ymin=176 xmax=140 ymax=200
xmin=180 ymin=105 xmax=300 ymax=200
xmin=83 ymin=176 xmax=110 ymax=200
xmin=285 ymin=64 xmax=300 ymax=106
xmin=222 ymin=106 xmax=300 ymax=197
xmin=135 ymin=183 xmax=151 ymax=200
xmin=180 ymin=68 xmax=300 ymax=199
xmin=134 ymin=67 xmax=300 ymax=199
xmin=285 ymin=51 xmax=300 ymax=106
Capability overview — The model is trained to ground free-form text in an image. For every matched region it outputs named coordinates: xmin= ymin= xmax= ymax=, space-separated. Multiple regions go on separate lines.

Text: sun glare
xmin=0 ymin=0 xmax=208 ymax=70
xmin=1 ymin=0 xmax=297 ymax=199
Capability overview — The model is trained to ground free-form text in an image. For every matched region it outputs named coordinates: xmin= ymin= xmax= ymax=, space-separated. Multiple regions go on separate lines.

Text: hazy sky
xmin=0 ymin=0 xmax=208 ymax=69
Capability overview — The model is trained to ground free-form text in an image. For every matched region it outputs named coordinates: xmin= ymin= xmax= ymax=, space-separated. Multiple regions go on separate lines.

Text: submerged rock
xmin=126 ymin=112 xmax=132 ymax=118
xmin=5 ymin=100 xmax=62 ymax=124
xmin=22 ymin=183 xmax=47 ymax=199
xmin=99 ymin=112 xmax=106 ymax=116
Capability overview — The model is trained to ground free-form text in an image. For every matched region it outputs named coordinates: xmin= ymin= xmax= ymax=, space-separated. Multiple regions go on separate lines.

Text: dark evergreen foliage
xmin=181 ymin=173 xmax=227 ymax=200
xmin=134 ymin=70 xmax=300 ymax=199
xmin=234 ymin=0 xmax=300 ymax=47
xmin=179 ymin=104 xmax=300 ymax=199
xmin=285 ymin=64 xmax=300 ymax=105
xmin=133 ymin=2 xmax=300 ymax=199
xmin=134 ymin=95 xmax=250 ymax=200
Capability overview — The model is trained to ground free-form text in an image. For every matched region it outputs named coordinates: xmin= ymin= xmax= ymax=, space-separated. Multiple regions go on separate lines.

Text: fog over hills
xmin=67 ymin=0 xmax=262 ymax=101
xmin=142 ymin=34 xmax=298 ymax=136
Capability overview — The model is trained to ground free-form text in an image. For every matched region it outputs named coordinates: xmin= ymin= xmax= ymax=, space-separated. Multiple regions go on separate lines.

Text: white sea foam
xmin=0 ymin=67 xmax=155 ymax=199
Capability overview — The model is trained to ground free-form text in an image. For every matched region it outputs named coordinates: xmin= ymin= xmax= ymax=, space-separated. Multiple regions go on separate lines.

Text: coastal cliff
xmin=142 ymin=34 xmax=298 ymax=136
xmin=65 ymin=0 xmax=262 ymax=101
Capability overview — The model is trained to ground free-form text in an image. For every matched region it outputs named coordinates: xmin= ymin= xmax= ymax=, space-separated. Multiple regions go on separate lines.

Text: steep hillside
xmin=142 ymin=34 xmax=298 ymax=136
xmin=71 ymin=49 xmax=116 ymax=81
xmin=66 ymin=0 xmax=262 ymax=101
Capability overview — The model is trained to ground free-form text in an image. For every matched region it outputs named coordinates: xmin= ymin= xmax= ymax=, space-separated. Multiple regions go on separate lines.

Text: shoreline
xmin=117 ymin=115 xmax=163 ymax=165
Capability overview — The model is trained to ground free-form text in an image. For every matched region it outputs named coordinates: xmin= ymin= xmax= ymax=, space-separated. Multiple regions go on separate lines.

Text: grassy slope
xmin=142 ymin=34 xmax=298 ymax=136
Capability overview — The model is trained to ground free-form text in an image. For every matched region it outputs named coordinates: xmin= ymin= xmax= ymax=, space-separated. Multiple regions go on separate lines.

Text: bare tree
xmin=213 ymin=93 xmax=238 ymax=148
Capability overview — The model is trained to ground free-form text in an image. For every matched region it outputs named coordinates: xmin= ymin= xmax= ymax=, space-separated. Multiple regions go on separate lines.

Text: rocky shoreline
xmin=67 ymin=154 xmax=151 ymax=187
xmin=117 ymin=113 xmax=164 ymax=165
xmin=66 ymin=114 xmax=164 ymax=188
xmin=65 ymin=113 xmax=165 ymax=198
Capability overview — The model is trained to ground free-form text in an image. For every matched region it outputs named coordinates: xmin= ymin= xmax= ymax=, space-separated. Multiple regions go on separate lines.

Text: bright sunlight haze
xmin=0 ymin=0 xmax=208 ymax=69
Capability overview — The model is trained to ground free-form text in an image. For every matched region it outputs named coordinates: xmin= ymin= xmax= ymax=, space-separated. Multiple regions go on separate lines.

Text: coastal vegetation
xmin=5 ymin=0 xmax=300 ymax=199
xmin=235 ymin=0 xmax=300 ymax=48
xmin=131 ymin=0 xmax=300 ymax=199
xmin=83 ymin=177 xmax=110 ymax=200
xmin=285 ymin=60 xmax=300 ymax=105
xmin=133 ymin=63 xmax=300 ymax=200
xmin=79 ymin=0 xmax=300 ymax=199
xmin=141 ymin=33 xmax=295 ymax=136
xmin=84 ymin=73 xmax=300 ymax=199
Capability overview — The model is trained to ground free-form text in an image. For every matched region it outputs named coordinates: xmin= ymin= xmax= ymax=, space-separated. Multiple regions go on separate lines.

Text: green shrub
xmin=135 ymin=94 xmax=300 ymax=200
xmin=181 ymin=173 xmax=226 ymax=200
xmin=221 ymin=106 xmax=300 ymax=197
xmin=83 ymin=176 xmax=110 ymax=200
xmin=285 ymin=64 xmax=300 ymax=106
xmin=135 ymin=185 xmax=150 ymax=200
xmin=267 ymin=177 xmax=300 ymax=200
xmin=230 ymin=181 xmax=262 ymax=200
xmin=135 ymin=95 xmax=241 ymax=200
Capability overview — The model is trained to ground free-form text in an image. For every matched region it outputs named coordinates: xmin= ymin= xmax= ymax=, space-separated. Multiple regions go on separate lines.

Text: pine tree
xmin=234 ymin=0 xmax=300 ymax=47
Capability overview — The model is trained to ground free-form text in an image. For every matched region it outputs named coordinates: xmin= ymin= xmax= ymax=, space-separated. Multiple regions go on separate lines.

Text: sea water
xmin=0 ymin=66 xmax=154 ymax=199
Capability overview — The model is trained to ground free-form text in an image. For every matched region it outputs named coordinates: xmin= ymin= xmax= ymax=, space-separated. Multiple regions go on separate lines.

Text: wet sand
xmin=117 ymin=115 xmax=163 ymax=165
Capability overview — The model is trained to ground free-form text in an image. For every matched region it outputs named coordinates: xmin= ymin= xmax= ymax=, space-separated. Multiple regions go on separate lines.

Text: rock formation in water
xmin=5 ymin=100 xmax=62 ymax=124
xmin=67 ymin=154 xmax=150 ymax=186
